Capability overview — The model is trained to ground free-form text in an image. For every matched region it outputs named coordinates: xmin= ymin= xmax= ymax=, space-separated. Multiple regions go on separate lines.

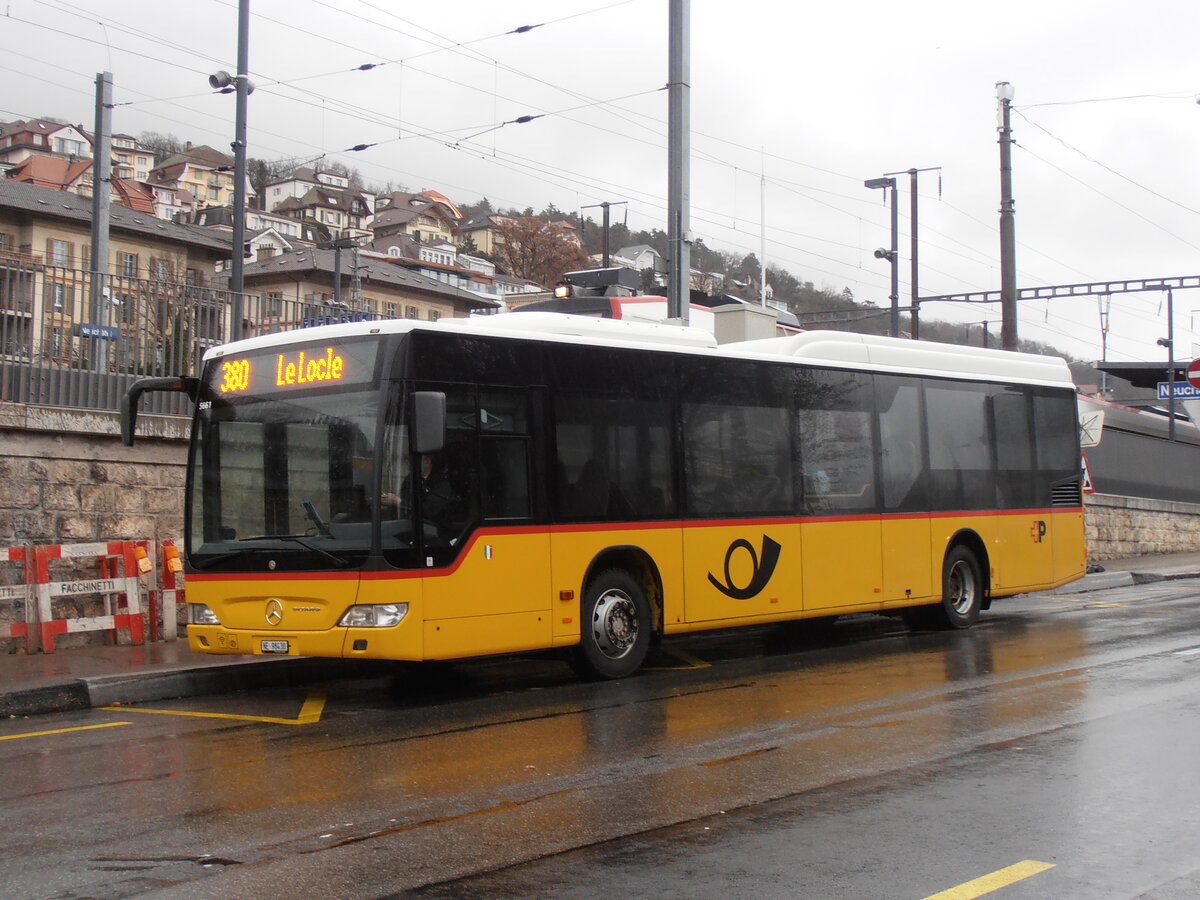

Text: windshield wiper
xmin=190 ymin=548 xmax=254 ymax=570
xmin=262 ymin=534 xmax=352 ymax=569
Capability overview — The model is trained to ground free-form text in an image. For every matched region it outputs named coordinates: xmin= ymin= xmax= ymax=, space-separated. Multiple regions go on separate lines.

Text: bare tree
xmin=494 ymin=217 xmax=587 ymax=288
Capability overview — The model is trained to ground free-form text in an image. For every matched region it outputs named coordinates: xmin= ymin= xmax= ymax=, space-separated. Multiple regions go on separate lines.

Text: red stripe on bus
xmin=187 ymin=506 xmax=1081 ymax=582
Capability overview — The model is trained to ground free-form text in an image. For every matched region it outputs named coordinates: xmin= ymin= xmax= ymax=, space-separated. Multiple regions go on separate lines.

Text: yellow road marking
xmin=922 ymin=860 xmax=1055 ymax=899
xmin=101 ymin=686 xmax=328 ymax=726
xmin=0 ymin=721 xmax=131 ymax=742
xmin=644 ymin=648 xmax=712 ymax=670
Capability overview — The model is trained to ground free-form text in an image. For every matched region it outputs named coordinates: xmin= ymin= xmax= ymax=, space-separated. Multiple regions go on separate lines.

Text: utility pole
xmin=760 ymin=150 xmax=767 ymax=307
xmin=667 ymin=0 xmax=690 ymax=323
xmin=997 ymin=81 xmax=1018 ymax=351
xmin=89 ymin=71 xmax=113 ymax=377
xmin=582 ymin=200 xmax=626 ymax=267
xmin=1159 ymin=289 xmax=1176 ymax=441
xmin=229 ymin=0 xmax=251 ymax=341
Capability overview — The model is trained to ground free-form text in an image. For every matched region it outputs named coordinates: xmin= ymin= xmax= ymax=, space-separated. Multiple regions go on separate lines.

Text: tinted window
xmin=681 ymin=359 xmax=795 ymax=517
xmin=925 ymin=381 xmax=994 ymax=510
xmin=550 ymin=347 xmax=675 ymax=521
xmin=797 ymin=370 xmax=876 ymax=513
xmin=991 ymin=386 xmax=1037 ymax=508
xmin=1034 ymin=390 xmax=1079 ymax=482
xmin=479 ymin=389 xmax=532 ymax=521
xmin=876 ymin=374 xmax=926 ymax=511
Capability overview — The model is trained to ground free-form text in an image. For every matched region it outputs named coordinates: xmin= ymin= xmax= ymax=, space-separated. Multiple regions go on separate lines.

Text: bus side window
xmin=798 ymin=370 xmax=877 ymax=513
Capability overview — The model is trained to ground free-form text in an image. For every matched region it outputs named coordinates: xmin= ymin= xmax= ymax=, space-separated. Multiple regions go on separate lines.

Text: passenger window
xmin=797 ymin=370 xmax=876 ymax=513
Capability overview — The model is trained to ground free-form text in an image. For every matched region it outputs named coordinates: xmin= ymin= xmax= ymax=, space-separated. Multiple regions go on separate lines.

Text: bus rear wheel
xmin=937 ymin=545 xmax=983 ymax=629
xmin=904 ymin=546 xmax=983 ymax=630
xmin=571 ymin=569 xmax=652 ymax=680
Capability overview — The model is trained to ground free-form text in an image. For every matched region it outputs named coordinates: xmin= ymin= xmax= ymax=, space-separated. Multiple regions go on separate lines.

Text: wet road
xmin=4 ymin=579 xmax=1200 ymax=899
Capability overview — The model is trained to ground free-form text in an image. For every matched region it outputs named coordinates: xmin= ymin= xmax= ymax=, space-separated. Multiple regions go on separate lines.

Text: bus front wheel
xmin=571 ymin=569 xmax=652 ymax=680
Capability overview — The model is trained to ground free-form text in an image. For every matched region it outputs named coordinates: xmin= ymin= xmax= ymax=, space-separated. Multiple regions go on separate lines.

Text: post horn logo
xmin=708 ymin=535 xmax=782 ymax=600
xmin=265 ymin=598 xmax=284 ymax=626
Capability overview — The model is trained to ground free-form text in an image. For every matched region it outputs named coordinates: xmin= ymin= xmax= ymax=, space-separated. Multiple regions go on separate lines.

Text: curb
xmin=6 ymin=657 xmax=396 ymax=718
xmin=0 ymin=682 xmax=90 ymax=718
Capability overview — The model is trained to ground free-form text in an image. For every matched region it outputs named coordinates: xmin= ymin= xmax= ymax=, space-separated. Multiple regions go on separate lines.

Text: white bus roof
xmin=205 ymin=312 xmax=1074 ymax=389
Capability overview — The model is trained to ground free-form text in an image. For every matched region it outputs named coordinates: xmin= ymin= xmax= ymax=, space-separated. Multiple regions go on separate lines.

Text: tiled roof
xmin=0 ymin=178 xmax=231 ymax=253
xmin=239 ymin=248 xmax=498 ymax=309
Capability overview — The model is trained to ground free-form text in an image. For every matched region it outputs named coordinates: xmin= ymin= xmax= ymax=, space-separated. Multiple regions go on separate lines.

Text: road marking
xmin=0 ymin=721 xmax=131 ymax=742
xmin=643 ymin=648 xmax=712 ymax=670
xmin=922 ymin=860 xmax=1055 ymax=899
xmin=100 ymin=686 xmax=328 ymax=726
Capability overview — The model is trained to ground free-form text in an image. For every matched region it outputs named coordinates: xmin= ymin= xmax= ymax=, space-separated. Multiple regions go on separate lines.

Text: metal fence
xmin=0 ymin=252 xmax=381 ymax=416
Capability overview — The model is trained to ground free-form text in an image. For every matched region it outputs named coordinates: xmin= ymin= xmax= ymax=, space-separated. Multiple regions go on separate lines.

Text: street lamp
xmin=865 ymin=176 xmax=899 ymax=337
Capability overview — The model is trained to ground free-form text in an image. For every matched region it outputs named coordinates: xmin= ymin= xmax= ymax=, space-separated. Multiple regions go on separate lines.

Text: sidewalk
xmin=3 ymin=552 xmax=1200 ymax=720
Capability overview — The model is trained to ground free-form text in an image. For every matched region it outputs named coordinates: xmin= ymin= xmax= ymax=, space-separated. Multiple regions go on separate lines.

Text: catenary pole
xmin=667 ymin=0 xmax=690 ymax=323
xmin=229 ymin=0 xmax=251 ymax=342
xmin=89 ymin=72 xmax=113 ymax=379
xmin=997 ymin=81 xmax=1018 ymax=350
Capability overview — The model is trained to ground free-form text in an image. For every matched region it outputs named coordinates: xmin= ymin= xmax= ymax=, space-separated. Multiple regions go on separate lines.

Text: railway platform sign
xmin=1188 ymin=358 xmax=1200 ymax=390
xmin=1157 ymin=381 xmax=1200 ymax=400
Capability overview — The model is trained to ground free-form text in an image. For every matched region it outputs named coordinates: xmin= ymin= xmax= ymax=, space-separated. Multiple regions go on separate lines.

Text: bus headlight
xmin=189 ymin=603 xmax=221 ymax=626
xmin=339 ymin=603 xmax=409 ymax=628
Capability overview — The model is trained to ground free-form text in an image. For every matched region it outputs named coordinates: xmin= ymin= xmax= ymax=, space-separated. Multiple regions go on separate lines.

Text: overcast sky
xmin=5 ymin=0 xmax=1200 ymax=364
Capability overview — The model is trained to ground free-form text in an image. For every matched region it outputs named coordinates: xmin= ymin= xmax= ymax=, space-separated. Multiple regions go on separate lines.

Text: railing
xmin=0 ymin=256 xmax=382 ymax=416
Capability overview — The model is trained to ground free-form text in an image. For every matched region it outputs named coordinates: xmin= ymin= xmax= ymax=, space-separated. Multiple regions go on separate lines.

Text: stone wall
xmin=1084 ymin=492 xmax=1200 ymax=561
xmin=1 ymin=403 xmax=189 ymax=651
xmin=0 ymin=402 xmax=189 ymax=546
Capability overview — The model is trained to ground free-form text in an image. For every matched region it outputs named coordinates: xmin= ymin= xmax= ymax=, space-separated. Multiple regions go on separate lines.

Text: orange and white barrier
xmin=0 ymin=546 xmax=33 ymax=651
xmin=148 ymin=539 xmax=185 ymax=642
xmin=31 ymin=541 xmax=148 ymax=653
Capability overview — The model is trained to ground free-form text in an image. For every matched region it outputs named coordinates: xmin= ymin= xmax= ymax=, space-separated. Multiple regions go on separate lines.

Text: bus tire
xmin=935 ymin=545 xmax=983 ymax=629
xmin=571 ymin=569 xmax=652 ymax=680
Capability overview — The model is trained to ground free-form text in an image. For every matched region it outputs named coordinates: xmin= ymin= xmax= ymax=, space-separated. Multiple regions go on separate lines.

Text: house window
xmin=50 ymin=283 xmax=66 ymax=311
xmin=119 ymin=252 xmax=138 ymax=277
xmin=405 ymin=305 xmax=419 ymax=319
xmin=385 ymin=302 xmax=397 ymax=317
xmin=47 ymin=239 xmax=70 ymax=268
xmin=150 ymin=258 xmax=171 ymax=282
xmin=53 ymin=137 xmax=85 ymax=155
xmin=0 ymin=232 xmax=8 ymax=251
xmin=118 ymin=295 xmax=136 ymax=325
xmin=265 ymin=291 xmax=283 ymax=316
xmin=428 ymin=309 xmax=441 ymax=322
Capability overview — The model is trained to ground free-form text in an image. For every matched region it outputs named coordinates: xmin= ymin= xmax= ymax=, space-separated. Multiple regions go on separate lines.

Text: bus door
xmin=415 ymin=384 xmax=553 ymax=658
xmin=679 ymin=365 xmax=803 ymax=623
xmin=878 ymin=374 xmax=933 ymax=604
xmin=798 ymin=371 xmax=884 ymax=612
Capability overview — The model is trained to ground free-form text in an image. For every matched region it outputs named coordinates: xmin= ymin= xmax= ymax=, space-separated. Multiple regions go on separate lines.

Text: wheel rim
xmin=947 ymin=559 xmax=977 ymax=615
xmin=591 ymin=589 xmax=639 ymax=660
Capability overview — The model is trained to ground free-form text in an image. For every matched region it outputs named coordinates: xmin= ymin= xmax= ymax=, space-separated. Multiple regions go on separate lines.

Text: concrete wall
xmin=0 ymin=402 xmax=188 ymax=547
xmin=1084 ymin=492 xmax=1200 ymax=562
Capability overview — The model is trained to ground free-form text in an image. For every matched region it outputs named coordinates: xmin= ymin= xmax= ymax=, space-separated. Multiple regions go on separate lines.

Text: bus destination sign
xmin=211 ymin=339 xmax=379 ymax=397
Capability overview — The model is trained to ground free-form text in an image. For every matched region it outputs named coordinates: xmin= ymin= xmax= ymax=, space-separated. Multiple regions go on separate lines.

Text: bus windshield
xmin=187 ymin=338 xmax=386 ymax=572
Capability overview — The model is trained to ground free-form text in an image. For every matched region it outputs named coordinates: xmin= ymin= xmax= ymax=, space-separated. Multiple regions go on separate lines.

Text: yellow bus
xmin=123 ymin=312 xmax=1086 ymax=679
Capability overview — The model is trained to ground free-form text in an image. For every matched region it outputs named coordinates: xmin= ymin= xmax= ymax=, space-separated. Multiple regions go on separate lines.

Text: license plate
xmin=261 ymin=640 xmax=290 ymax=654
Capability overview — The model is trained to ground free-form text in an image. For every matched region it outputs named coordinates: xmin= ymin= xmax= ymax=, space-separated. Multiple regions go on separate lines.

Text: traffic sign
xmin=1188 ymin=358 xmax=1200 ymax=390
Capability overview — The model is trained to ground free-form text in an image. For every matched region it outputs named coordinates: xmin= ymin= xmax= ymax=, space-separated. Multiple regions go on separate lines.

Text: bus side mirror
xmin=412 ymin=391 xmax=446 ymax=454
xmin=121 ymin=376 xmax=201 ymax=446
